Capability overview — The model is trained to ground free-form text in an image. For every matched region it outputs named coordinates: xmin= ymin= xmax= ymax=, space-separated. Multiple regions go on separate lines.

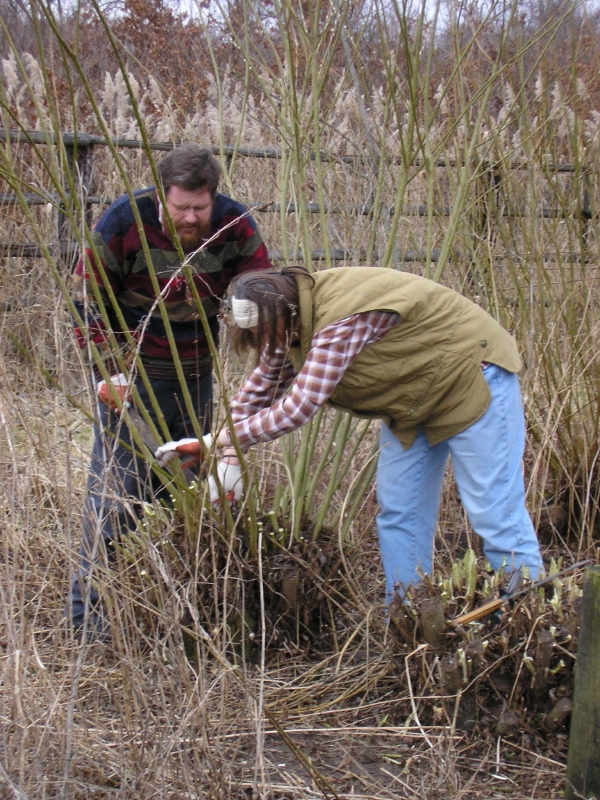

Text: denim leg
xmin=147 ymin=373 xmax=213 ymax=438
xmin=67 ymin=371 xmax=213 ymax=630
xmin=68 ymin=402 xmax=147 ymax=629
xmin=376 ymin=424 xmax=449 ymax=602
xmin=448 ymin=365 xmax=542 ymax=579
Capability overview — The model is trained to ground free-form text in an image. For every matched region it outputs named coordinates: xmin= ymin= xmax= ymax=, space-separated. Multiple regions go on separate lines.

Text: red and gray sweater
xmin=73 ymin=187 xmax=271 ymax=378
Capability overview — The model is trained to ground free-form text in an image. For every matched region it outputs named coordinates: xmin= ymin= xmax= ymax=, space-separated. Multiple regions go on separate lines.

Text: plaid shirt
xmin=231 ymin=311 xmax=399 ymax=446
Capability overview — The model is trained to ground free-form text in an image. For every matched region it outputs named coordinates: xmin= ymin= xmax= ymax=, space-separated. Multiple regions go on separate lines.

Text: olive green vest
xmin=289 ymin=267 xmax=521 ymax=449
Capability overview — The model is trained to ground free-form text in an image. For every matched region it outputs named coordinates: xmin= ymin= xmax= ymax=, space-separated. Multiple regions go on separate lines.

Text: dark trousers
xmin=66 ymin=372 xmax=213 ymax=630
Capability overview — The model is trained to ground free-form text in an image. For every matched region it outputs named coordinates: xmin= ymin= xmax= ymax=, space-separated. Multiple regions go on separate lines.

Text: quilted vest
xmin=289 ymin=267 xmax=522 ymax=449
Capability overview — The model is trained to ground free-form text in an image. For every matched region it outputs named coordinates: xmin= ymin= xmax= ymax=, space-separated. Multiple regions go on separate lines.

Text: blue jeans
xmin=376 ymin=365 xmax=542 ymax=602
xmin=66 ymin=372 xmax=213 ymax=630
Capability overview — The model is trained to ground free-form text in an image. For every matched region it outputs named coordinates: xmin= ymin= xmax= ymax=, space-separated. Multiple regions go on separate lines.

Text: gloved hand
xmin=97 ymin=373 xmax=131 ymax=409
xmin=154 ymin=433 xmax=212 ymax=469
xmin=208 ymin=460 xmax=243 ymax=504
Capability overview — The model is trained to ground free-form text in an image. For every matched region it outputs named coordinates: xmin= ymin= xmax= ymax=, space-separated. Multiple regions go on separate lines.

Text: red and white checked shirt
xmin=230 ymin=311 xmax=399 ymax=447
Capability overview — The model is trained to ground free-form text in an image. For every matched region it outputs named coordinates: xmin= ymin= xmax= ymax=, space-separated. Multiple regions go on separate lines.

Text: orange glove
xmin=97 ymin=374 xmax=131 ymax=409
xmin=154 ymin=434 xmax=212 ymax=470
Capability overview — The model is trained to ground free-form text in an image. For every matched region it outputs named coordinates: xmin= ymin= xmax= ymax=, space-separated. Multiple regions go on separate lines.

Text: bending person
xmin=161 ymin=265 xmax=542 ymax=601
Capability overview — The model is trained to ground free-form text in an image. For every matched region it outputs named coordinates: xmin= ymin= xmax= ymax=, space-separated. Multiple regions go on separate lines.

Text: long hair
xmin=229 ymin=265 xmax=314 ymax=359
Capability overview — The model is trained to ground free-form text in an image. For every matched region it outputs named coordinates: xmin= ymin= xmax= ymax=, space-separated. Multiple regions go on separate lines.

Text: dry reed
xmin=1 ymin=0 xmax=599 ymax=795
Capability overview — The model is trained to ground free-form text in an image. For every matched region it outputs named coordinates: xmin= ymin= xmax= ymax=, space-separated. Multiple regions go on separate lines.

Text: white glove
xmin=208 ymin=460 xmax=243 ymax=504
xmin=154 ymin=434 xmax=212 ymax=468
xmin=97 ymin=373 xmax=131 ymax=409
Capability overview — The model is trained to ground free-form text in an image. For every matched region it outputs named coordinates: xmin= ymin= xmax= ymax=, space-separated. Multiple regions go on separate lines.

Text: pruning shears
xmin=452 ymin=559 xmax=592 ymax=626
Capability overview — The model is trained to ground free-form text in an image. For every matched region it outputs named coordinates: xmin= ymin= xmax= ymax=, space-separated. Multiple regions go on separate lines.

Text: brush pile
xmin=117 ymin=508 xmax=347 ymax=656
xmin=387 ymin=551 xmax=585 ymax=736
xmin=123 ymin=506 xmax=584 ymax=743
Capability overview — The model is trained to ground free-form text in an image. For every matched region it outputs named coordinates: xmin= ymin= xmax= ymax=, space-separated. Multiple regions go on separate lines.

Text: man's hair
xmin=229 ymin=266 xmax=314 ymax=360
xmin=158 ymin=143 xmax=222 ymax=196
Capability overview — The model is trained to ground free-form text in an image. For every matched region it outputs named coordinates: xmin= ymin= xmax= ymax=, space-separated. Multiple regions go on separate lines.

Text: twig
xmin=0 ymin=761 xmax=30 ymax=800
xmin=404 ymin=645 xmax=436 ymax=750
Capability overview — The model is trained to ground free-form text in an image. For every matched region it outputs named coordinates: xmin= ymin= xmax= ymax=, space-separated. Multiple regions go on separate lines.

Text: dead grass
xmin=2 ymin=11 xmax=600 ymax=792
xmin=0 ymin=504 xmax=579 ymax=799
xmin=0 ymin=198 xmax=593 ymax=800
xmin=0 ymin=356 xmax=585 ymax=799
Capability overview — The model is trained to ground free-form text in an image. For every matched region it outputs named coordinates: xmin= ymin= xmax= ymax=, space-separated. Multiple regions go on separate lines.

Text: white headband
xmin=231 ymin=296 xmax=260 ymax=328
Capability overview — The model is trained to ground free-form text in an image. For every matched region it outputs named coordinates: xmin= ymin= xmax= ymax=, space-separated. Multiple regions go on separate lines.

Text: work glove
xmin=208 ymin=460 xmax=243 ymax=504
xmin=154 ymin=433 xmax=212 ymax=469
xmin=97 ymin=373 xmax=131 ymax=409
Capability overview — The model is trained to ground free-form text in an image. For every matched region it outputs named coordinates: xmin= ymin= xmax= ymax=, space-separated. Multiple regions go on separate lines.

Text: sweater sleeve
xmin=71 ymin=200 xmax=130 ymax=354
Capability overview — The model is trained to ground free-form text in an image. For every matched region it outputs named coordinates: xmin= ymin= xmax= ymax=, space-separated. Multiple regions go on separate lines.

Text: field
xmin=1 ymin=0 xmax=600 ymax=796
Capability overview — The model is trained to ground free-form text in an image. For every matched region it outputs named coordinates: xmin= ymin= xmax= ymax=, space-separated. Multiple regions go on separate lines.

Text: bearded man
xmin=67 ymin=143 xmax=272 ymax=637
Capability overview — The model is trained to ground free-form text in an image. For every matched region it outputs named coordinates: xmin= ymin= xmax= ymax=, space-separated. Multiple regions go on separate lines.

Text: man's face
xmin=162 ymin=185 xmax=213 ymax=252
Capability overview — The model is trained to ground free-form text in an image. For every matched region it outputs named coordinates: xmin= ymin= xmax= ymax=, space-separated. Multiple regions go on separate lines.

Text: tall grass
xmin=0 ymin=0 xmax=599 ymax=794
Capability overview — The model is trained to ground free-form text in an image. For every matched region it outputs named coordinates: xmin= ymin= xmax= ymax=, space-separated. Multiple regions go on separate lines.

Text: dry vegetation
xmin=1 ymin=0 xmax=600 ymax=796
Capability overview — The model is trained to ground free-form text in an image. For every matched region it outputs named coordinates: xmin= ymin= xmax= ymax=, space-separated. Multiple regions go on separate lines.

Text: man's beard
xmin=175 ymin=221 xmax=211 ymax=253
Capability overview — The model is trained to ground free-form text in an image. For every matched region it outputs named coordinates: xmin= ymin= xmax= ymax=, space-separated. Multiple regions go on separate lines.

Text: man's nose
xmin=181 ymin=207 xmax=196 ymax=223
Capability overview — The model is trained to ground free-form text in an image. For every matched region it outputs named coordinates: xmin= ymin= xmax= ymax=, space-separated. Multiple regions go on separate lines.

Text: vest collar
xmin=295 ymin=274 xmax=315 ymax=359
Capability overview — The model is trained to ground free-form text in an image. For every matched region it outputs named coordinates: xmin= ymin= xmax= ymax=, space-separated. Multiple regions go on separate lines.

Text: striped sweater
xmin=73 ymin=187 xmax=271 ymax=377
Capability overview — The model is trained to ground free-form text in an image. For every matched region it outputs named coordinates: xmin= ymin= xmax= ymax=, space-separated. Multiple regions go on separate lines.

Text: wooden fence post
xmin=565 ymin=566 xmax=600 ymax=800
xmin=58 ymin=134 xmax=95 ymax=271
xmin=580 ymin=167 xmax=592 ymax=261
